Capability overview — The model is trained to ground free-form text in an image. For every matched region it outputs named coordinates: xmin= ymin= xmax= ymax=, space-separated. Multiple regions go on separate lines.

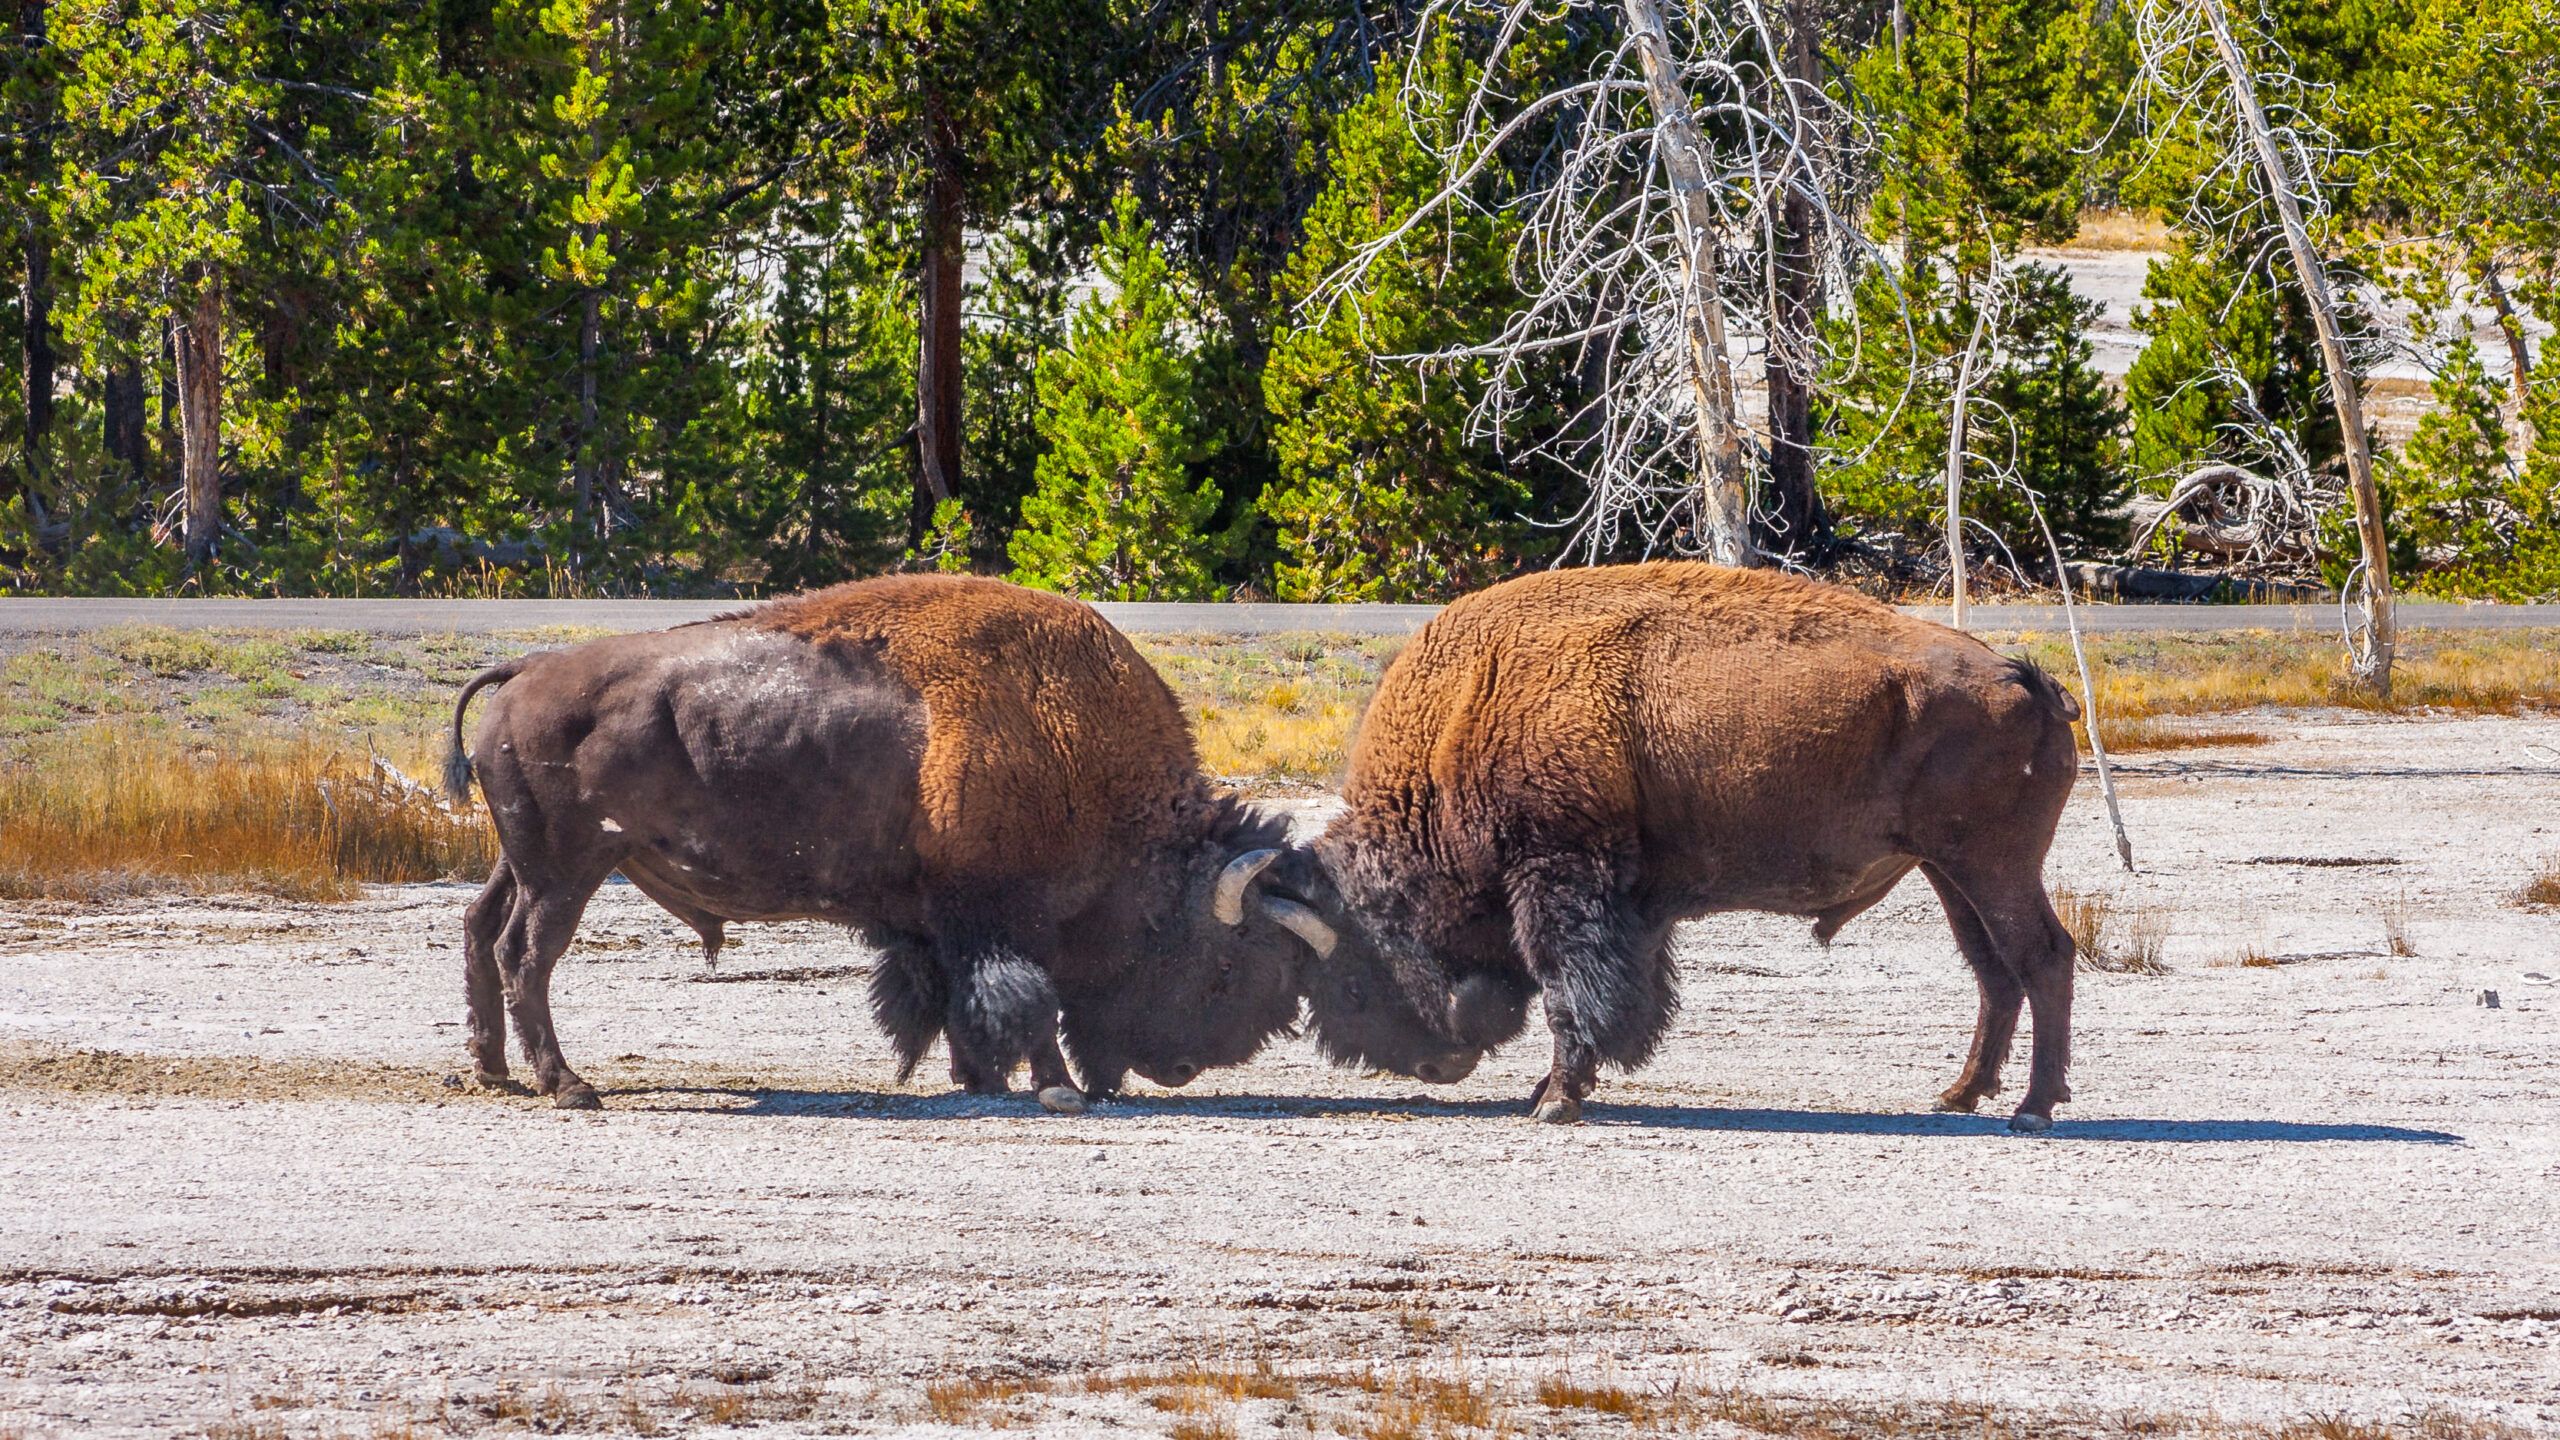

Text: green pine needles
xmin=1007 ymin=197 xmax=1224 ymax=600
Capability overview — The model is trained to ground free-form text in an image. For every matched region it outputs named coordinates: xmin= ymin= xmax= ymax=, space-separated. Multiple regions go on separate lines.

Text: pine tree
xmin=1821 ymin=261 xmax=2127 ymax=556
xmin=1007 ymin=196 xmax=1223 ymax=600
xmin=1856 ymin=0 xmax=2119 ymax=268
xmin=2386 ymin=331 xmax=2560 ymax=598
xmin=1258 ymin=37 xmax=1548 ymax=602
xmin=2121 ymin=235 xmax=2340 ymax=503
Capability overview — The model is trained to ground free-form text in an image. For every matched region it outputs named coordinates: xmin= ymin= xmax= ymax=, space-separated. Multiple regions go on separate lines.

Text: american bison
xmin=443 ymin=575 xmax=1351 ymax=1110
xmin=1275 ymin=562 xmax=2085 ymax=1132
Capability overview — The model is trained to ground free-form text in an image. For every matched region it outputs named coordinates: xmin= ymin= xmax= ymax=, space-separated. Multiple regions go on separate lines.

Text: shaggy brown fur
xmin=446 ymin=574 xmax=1323 ymax=1108
xmin=1288 ymin=562 xmax=2084 ymax=1131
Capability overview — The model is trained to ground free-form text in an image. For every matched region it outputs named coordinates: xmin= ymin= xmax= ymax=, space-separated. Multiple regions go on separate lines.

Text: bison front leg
xmin=1508 ymin=856 xmax=1674 ymax=1126
xmin=936 ymin=931 xmax=1070 ymax=1109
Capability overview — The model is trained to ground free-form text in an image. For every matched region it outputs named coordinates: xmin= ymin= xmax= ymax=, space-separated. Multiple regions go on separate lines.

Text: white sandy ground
xmin=1 ymin=712 xmax=2558 ymax=1438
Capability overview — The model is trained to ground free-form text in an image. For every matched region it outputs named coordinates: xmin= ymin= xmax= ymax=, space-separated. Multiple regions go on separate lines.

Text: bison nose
xmin=1413 ymin=1052 xmax=1480 ymax=1085
xmin=1163 ymin=1062 xmax=1199 ymax=1088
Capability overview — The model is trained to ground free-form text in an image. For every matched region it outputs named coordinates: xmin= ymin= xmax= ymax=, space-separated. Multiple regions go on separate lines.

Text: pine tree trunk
xmin=2475 ymin=251 xmax=2532 ymax=412
xmin=914 ymin=114 xmax=965 ymax=545
xmin=175 ymin=267 xmax=224 ymax=570
xmin=19 ymin=223 xmax=52 ymax=527
xmin=572 ymin=286 xmax=600 ymax=571
xmin=102 ymin=313 xmax=146 ymax=486
xmin=158 ymin=315 xmax=180 ymax=494
xmin=2197 ymin=0 xmax=2393 ymax=693
xmin=1760 ymin=0 xmax=1832 ymax=562
xmin=17 ymin=0 xmax=54 ymax=530
xmin=1621 ymin=0 xmax=1756 ymax=568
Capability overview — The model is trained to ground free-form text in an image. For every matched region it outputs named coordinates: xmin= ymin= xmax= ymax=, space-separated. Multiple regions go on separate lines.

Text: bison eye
xmin=1344 ymin=977 xmax=1367 ymax=1009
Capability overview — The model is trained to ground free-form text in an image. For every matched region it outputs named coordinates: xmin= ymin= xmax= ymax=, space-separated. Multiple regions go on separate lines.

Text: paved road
xmin=0 ymin=595 xmax=2552 ymax=636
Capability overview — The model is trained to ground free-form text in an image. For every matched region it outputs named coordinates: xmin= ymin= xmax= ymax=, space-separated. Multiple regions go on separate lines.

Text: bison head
xmin=1058 ymin=843 xmax=1323 ymax=1096
xmin=1236 ymin=848 xmax=1517 ymax=1085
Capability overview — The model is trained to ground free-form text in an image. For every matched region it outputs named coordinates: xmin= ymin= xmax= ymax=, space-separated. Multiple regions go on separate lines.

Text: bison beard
xmin=1304 ymin=562 xmax=2085 ymax=1133
xmin=862 ymin=933 xmax=946 ymax=1084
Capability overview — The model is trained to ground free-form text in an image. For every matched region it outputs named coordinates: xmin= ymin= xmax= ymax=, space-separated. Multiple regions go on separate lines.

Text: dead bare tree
xmin=1309 ymin=0 xmax=1876 ymax=569
xmin=2126 ymin=0 xmax=2395 ymax=692
xmin=1942 ymin=277 xmax=1997 ymax=629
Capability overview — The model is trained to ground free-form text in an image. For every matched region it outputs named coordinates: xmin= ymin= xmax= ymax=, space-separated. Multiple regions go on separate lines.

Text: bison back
xmin=1340 ymin=562 xmax=2074 ymax=916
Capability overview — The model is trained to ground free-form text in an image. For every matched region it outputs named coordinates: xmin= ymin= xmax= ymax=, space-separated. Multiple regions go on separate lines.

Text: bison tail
xmin=444 ymin=658 xmax=530 ymax=807
xmin=2006 ymin=656 xmax=2082 ymax=724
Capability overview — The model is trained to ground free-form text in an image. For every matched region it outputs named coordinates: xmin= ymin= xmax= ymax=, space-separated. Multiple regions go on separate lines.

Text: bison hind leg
xmin=863 ymin=931 xmax=946 ymax=1083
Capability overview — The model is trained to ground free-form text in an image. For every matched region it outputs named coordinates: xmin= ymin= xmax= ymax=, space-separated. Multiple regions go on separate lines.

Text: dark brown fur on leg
xmin=501 ymin=877 xmax=610 ymax=1109
xmin=1954 ymin=875 xmax=2074 ymax=1132
xmin=864 ymin=933 xmax=945 ymax=1083
xmin=1507 ymin=855 xmax=1671 ymax=1124
xmin=939 ymin=940 xmax=1061 ymax=1097
xmin=1923 ymin=863 xmax=2025 ymax=1114
xmin=463 ymin=862 xmax=516 ymax=1086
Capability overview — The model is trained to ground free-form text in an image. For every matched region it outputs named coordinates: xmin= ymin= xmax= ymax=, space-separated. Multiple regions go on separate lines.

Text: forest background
xmin=2 ymin=0 xmax=2554 ymax=603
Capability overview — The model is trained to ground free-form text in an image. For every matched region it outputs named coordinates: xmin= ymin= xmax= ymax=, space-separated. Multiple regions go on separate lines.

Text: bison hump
xmin=751 ymin=576 xmax=1205 ymax=874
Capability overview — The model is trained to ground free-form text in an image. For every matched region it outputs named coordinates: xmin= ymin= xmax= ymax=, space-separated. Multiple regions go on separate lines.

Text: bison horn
xmin=1213 ymin=849 xmax=1282 ymax=925
xmin=1259 ymin=896 xmax=1338 ymax=958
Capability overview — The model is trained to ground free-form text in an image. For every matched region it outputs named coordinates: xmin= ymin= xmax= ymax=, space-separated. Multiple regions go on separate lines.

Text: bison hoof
xmin=1932 ymin=1091 xmax=1981 ymax=1114
xmin=1037 ymin=1086 xmax=1088 ymax=1116
xmin=471 ymin=1071 xmax=529 ymax=1096
xmin=2006 ymin=1109 xmax=2053 ymax=1135
xmin=1533 ymin=1095 xmax=1583 ymax=1126
xmin=553 ymin=1085 xmax=603 ymax=1111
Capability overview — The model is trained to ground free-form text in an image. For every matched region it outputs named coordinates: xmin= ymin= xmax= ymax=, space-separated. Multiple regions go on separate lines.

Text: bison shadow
xmin=616 ymin=1085 xmax=2463 ymax=1143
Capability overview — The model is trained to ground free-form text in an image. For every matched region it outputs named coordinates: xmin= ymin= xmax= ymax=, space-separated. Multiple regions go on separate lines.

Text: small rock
xmin=2480 ymin=990 xmax=2502 ymax=1009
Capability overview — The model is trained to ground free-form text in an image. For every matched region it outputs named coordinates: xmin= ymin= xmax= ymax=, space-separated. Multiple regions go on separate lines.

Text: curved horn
xmin=1259 ymin=896 xmax=1338 ymax=958
xmin=1213 ymin=849 xmax=1282 ymax=926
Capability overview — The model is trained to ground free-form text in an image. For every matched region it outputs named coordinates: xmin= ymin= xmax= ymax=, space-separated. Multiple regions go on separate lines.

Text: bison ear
xmin=1213 ymin=849 xmax=1282 ymax=926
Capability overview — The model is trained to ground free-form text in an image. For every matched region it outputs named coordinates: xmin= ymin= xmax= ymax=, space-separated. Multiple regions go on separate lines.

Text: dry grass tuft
xmin=2266 ymin=1412 xmax=2539 ymax=1440
xmin=2097 ymin=717 xmax=2272 ymax=753
xmin=1349 ymin=1368 xmax=1496 ymax=1440
xmin=2518 ymin=856 xmax=2560 ymax=910
xmin=2069 ymin=207 xmax=2173 ymax=251
xmin=1537 ymin=1375 xmax=1656 ymax=1421
xmin=2381 ymin=889 xmax=2417 ymax=957
xmin=0 ymin=725 xmax=493 ymax=902
xmin=924 ymin=1374 xmax=1047 ymax=1426
xmin=2056 ymin=886 xmax=2169 ymax=975
xmin=1168 ymin=1418 xmax=1239 ymax=1440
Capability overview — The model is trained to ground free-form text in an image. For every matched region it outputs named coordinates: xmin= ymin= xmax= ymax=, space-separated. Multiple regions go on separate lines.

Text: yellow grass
xmin=2066 ymin=206 xmax=2174 ymax=251
xmin=2055 ymin=886 xmax=2170 ymax=975
xmin=2007 ymin=629 xmax=2560 ymax=733
xmin=2518 ymin=857 xmax=2560 ymax=910
xmin=0 ymin=725 xmax=494 ymax=902
xmin=1536 ymin=1374 xmax=1656 ymax=1421
xmin=923 ymin=1375 xmax=1047 ymax=1426
xmin=1135 ymin=633 xmax=1400 ymax=785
